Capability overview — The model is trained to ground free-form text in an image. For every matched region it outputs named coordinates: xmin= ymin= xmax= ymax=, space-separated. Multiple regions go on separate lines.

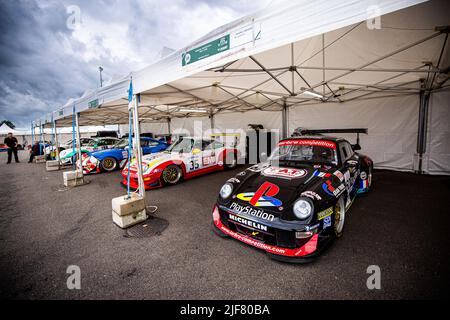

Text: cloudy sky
xmin=0 ymin=0 xmax=273 ymax=128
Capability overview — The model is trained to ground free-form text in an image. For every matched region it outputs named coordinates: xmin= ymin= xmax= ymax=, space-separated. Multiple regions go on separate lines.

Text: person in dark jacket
xmin=4 ymin=133 xmax=19 ymax=164
xmin=29 ymin=141 xmax=41 ymax=163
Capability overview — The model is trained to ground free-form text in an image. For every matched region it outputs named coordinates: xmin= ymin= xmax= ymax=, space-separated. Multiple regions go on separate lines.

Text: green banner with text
xmin=182 ymin=34 xmax=230 ymax=66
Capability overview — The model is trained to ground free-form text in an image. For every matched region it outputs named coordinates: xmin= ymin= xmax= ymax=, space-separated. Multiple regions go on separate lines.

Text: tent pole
xmin=75 ymin=112 xmax=83 ymax=175
xmin=282 ymin=102 xmax=289 ymax=139
xmin=40 ymin=123 xmax=44 ymax=155
xmin=31 ymin=122 xmax=34 ymax=146
xmin=322 ymin=33 xmax=326 ymax=96
xmin=210 ymin=112 xmax=215 ymax=130
xmin=167 ymin=117 xmax=172 ymax=135
xmin=53 ymin=117 xmax=60 ymax=164
xmin=417 ymin=80 xmax=430 ymax=175
xmin=133 ymin=94 xmax=145 ymax=199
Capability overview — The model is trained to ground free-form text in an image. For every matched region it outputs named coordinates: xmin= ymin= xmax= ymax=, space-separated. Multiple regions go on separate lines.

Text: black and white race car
xmin=212 ymin=133 xmax=373 ymax=263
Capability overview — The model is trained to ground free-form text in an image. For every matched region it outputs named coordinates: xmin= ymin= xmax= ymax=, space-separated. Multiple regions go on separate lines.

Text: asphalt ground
xmin=0 ymin=151 xmax=449 ymax=300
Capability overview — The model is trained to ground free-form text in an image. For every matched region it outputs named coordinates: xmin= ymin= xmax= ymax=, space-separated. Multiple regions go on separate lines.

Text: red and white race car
xmin=122 ymin=137 xmax=239 ymax=190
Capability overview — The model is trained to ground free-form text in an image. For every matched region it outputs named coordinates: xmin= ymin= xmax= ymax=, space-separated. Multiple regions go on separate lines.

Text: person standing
xmin=4 ymin=132 xmax=20 ymax=164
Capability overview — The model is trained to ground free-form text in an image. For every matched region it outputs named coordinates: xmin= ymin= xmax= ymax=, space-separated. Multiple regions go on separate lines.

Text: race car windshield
xmin=87 ymin=139 xmax=99 ymax=147
xmin=270 ymin=143 xmax=338 ymax=165
xmin=114 ymin=139 xmax=129 ymax=149
xmin=167 ymin=138 xmax=194 ymax=153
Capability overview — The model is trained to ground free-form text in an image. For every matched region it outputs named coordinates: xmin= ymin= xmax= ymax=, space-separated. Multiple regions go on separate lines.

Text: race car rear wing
xmin=291 ymin=128 xmax=368 ymax=148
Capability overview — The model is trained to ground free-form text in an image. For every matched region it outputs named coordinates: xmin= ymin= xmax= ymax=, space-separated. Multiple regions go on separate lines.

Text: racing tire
xmin=162 ymin=165 xmax=182 ymax=185
xmin=224 ymin=152 xmax=237 ymax=170
xmin=100 ymin=157 xmax=118 ymax=172
xmin=333 ymin=196 xmax=346 ymax=238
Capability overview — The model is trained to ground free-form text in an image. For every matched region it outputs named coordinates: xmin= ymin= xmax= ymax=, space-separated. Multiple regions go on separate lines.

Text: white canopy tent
xmin=38 ymin=0 xmax=450 ymax=175
xmin=0 ymin=124 xmax=28 ymax=137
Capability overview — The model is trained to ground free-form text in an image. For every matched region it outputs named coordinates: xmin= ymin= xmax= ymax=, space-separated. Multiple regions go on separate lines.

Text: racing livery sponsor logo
xmin=203 ymin=156 xmax=216 ymax=166
xmin=334 ymin=170 xmax=344 ymax=182
xmin=279 ymin=139 xmax=336 ymax=149
xmin=228 ymin=214 xmax=268 ymax=232
xmin=262 ymin=167 xmax=307 ymax=179
xmin=217 ymin=220 xmax=319 ymax=257
xmin=248 ymin=163 xmax=270 ymax=173
xmin=360 ymin=179 xmax=369 ymax=189
xmin=317 ymin=207 xmax=333 ymax=220
xmin=306 ymin=223 xmax=320 ymax=231
xmin=237 ymin=182 xmax=282 ymax=207
xmin=227 ymin=178 xmax=241 ymax=184
xmin=229 ymin=202 xmax=275 ymax=221
xmin=313 ymin=170 xmax=332 ymax=178
xmin=301 ymin=191 xmax=322 ymax=201
xmin=345 ymin=169 xmax=360 ymax=194
xmin=322 ymin=181 xmax=345 ymax=197
xmin=323 ymin=216 xmax=332 ymax=229
xmin=360 ymin=171 xmax=367 ymax=180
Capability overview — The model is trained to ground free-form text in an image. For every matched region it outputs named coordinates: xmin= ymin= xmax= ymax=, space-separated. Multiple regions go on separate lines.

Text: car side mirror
xmin=352 ymin=144 xmax=361 ymax=151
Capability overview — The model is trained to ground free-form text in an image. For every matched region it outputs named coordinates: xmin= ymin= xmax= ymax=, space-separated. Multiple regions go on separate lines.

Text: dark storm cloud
xmin=0 ymin=0 xmax=271 ymax=128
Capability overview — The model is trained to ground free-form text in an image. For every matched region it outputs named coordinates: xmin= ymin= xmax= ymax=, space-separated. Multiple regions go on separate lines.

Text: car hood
xmin=91 ymin=148 xmax=123 ymax=157
xmin=125 ymin=151 xmax=174 ymax=173
xmin=226 ymin=162 xmax=340 ymax=219
xmin=141 ymin=151 xmax=178 ymax=166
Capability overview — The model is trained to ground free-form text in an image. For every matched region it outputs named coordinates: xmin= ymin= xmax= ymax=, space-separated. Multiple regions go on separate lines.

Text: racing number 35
xmin=189 ymin=160 xmax=200 ymax=171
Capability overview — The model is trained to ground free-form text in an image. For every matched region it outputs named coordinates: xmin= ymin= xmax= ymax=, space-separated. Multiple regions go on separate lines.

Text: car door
xmin=338 ymin=141 xmax=359 ymax=206
xmin=140 ymin=139 xmax=150 ymax=154
xmin=202 ymin=140 xmax=218 ymax=168
xmin=186 ymin=139 xmax=202 ymax=173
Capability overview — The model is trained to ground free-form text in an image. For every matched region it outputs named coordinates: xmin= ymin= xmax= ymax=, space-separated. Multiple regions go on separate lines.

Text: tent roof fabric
xmin=39 ymin=0 xmax=450 ymax=127
xmin=0 ymin=124 xmax=28 ymax=136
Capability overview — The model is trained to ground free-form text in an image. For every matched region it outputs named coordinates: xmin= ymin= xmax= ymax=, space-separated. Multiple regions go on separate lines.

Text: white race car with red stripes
xmin=122 ymin=137 xmax=238 ymax=190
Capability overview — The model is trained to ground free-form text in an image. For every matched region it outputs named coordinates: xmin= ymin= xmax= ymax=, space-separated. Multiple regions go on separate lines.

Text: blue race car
xmin=81 ymin=137 xmax=169 ymax=174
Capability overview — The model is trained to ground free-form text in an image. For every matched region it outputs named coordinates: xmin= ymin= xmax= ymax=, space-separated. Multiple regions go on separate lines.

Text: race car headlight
xmin=219 ymin=183 xmax=233 ymax=199
xmin=293 ymin=198 xmax=314 ymax=220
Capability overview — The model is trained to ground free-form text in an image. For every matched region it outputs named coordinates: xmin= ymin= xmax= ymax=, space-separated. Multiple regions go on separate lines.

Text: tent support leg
xmin=167 ymin=117 xmax=172 ymax=135
xmin=416 ymin=82 xmax=430 ymax=175
xmin=75 ymin=112 xmax=84 ymax=177
xmin=282 ymin=102 xmax=289 ymax=139
xmin=133 ymin=94 xmax=145 ymax=199
xmin=31 ymin=122 xmax=34 ymax=146
xmin=53 ymin=118 xmax=60 ymax=164
xmin=210 ymin=112 xmax=215 ymax=130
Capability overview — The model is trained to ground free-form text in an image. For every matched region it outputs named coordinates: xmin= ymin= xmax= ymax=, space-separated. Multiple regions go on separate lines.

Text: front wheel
xmin=100 ymin=157 xmax=118 ymax=172
xmin=162 ymin=165 xmax=182 ymax=185
xmin=334 ymin=196 xmax=346 ymax=238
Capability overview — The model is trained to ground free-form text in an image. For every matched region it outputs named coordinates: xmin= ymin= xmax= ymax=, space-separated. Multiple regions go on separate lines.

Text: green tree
xmin=0 ymin=120 xmax=16 ymax=129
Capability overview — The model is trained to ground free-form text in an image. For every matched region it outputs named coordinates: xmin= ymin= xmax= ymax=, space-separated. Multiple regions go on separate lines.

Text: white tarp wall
xmin=426 ymin=90 xmax=450 ymax=175
xmin=288 ymin=95 xmax=420 ymax=172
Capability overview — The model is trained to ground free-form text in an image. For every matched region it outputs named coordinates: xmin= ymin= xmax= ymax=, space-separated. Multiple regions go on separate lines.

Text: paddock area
xmin=0 ymin=151 xmax=448 ymax=300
